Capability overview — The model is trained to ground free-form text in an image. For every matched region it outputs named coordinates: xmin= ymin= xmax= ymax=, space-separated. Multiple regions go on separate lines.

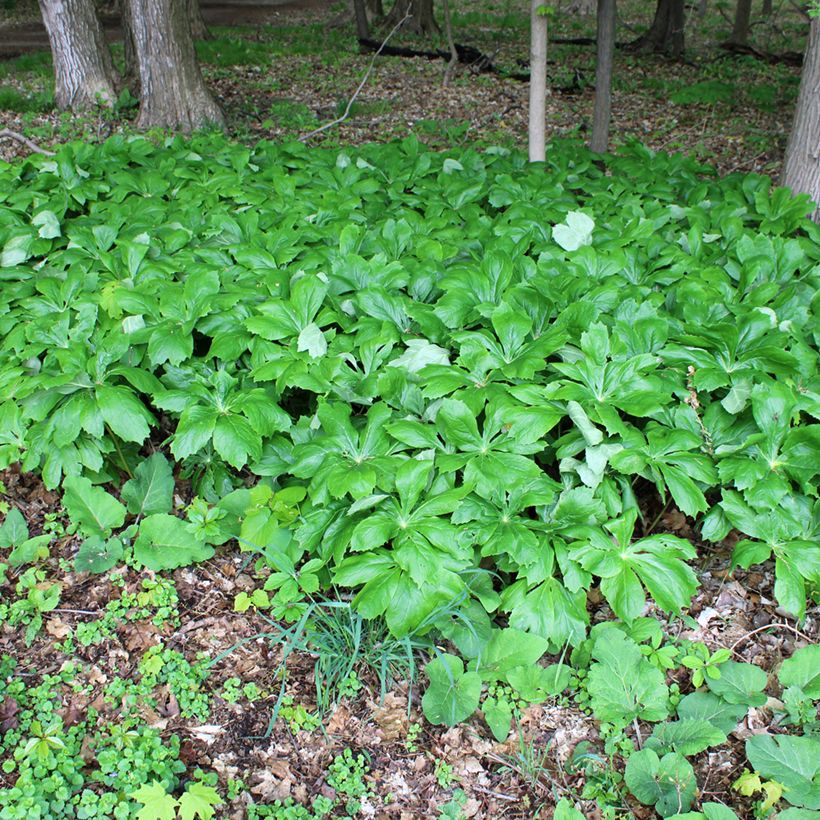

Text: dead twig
xmin=728 ymin=622 xmax=815 ymax=655
xmin=0 ymin=128 xmax=56 ymax=157
xmin=299 ymin=12 xmax=411 ymax=141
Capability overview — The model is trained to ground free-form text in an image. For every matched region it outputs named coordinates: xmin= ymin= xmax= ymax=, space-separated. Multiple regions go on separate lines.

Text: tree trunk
xmin=128 ymin=0 xmax=224 ymax=131
xmin=384 ymin=0 xmax=439 ymax=35
xmin=782 ymin=17 xmax=820 ymax=222
xmin=590 ymin=0 xmax=615 ymax=153
xmin=529 ymin=0 xmax=547 ymax=162
xmin=353 ymin=0 xmax=370 ymax=39
xmin=442 ymin=0 xmax=457 ymax=84
xmin=121 ymin=0 xmax=139 ymax=93
xmin=729 ymin=0 xmax=752 ymax=45
xmin=626 ymin=0 xmax=685 ymax=57
xmin=38 ymin=0 xmax=118 ymax=110
xmin=187 ymin=0 xmax=210 ymax=40
xmin=367 ymin=0 xmax=384 ymax=17
xmin=762 ymin=0 xmax=772 ymax=16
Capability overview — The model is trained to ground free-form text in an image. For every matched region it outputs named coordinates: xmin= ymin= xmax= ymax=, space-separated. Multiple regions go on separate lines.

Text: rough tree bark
xmin=38 ymin=0 xmax=118 ymax=110
xmin=384 ymin=0 xmax=439 ymax=34
xmin=590 ymin=0 xmax=615 ymax=153
xmin=121 ymin=0 xmax=139 ymax=93
xmin=529 ymin=0 xmax=547 ymax=162
xmin=127 ymin=0 xmax=224 ymax=131
xmin=782 ymin=16 xmax=820 ymax=222
xmin=353 ymin=0 xmax=370 ymax=39
xmin=627 ymin=0 xmax=685 ymax=57
xmin=187 ymin=0 xmax=210 ymax=39
xmin=729 ymin=0 xmax=753 ymax=45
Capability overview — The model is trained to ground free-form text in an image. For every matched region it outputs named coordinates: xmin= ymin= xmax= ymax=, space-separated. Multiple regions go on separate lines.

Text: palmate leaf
xmin=568 ymin=509 xmax=697 ymax=622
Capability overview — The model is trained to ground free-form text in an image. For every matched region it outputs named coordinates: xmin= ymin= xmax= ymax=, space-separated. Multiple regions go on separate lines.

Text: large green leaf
xmin=133 ymin=514 xmax=213 ymax=571
xmin=745 ymin=734 xmax=820 ymax=809
xmin=421 ymin=654 xmax=482 ymax=726
xmin=121 ymin=453 xmax=174 ymax=516
xmin=62 ymin=476 xmax=126 ymax=538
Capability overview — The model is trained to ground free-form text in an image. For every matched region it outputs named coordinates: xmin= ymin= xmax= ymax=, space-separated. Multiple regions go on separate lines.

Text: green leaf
xmin=676 ymin=691 xmax=747 ymax=735
xmin=745 ymin=734 xmax=820 ymax=809
xmin=587 ymin=629 xmax=669 ymax=727
xmin=0 ymin=507 xmax=28 ymax=547
xmin=178 ymin=782 xmax=223 ymax=820
xmin=75 ymin=535 xmax=124 ymax=573
xmin=213 ymin=414 xmax=262 ymax=470
xmin=471 ymin=627 xmax=549 ymax=682
xmin=121 ymin=453 xmax=174 ymax=516
xmin=706 ymin=661 xmax=767 ymax=707
xmin=62 ymin=476 xmax=126 ymax=538
xmin=129 ymin=782 xmax=179 ymax=820
xmin=96 ymin=385 xmax=152 ymax=444
xmin=779 ymin=645 xmax=820 ymax=699
xmin=625 ymin=749 xmax=697 ymax=817
xmin=482 ymin=696 xmax=513 ymax=741
xmin=297 ymin=322 xmax=327 ymax=358
xmin=133 ymin=514 xmax=213 ymax=571
xmin=8 ymin=535 xmax=51 ymax=565
xmin=32 ymin=209 xmax=61 ymax=239
xmin=422 ymin=654 xmax=481 ymax=726
xmin=646 ymin=719 xmax=727 ymax=756
xmin=172 ymin=405 xmax=217 ymax=461
xmin=554 ymin=798 xmax=585 ymax=820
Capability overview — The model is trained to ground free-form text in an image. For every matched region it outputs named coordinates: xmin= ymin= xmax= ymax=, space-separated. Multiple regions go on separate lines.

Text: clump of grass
xmin=0 ymin=85 xmax=52 ymax=113
xmin=0 ymin=50 xmax=52 ymax=80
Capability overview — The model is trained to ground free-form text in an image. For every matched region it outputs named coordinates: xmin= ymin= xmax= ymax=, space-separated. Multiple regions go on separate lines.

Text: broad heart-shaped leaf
xmin=121 ymin=453 xmax=174 ymax=516
xmin=62 ymin=476 xmax=126 ymax=538
xmin=705 ymin=661 xmax=767 ymax=707
xmin=482 ymin=695 xmax=514 ymax=741
xmin=470 ymin=627 xmax=549 ymax=682
xmin=587 ymin=629 xmax=669 ymax=727
xmin=553 ymin=211 xmax=594 ymax=251
xmin=178 ymin=782 xmax=223 ymax=820
xmin=779 ymin=644 xmax=820 ymax=698
xmin=129 ymin=781 xmax=178 ymax=820
xmin=745 ymin=734 xmax=820 ymax=809
xmin=646 ymin=719 xmax=727 ymax=756
xmin=675 ymin=691 xmax=747 ymax=735
xmin=8 ymin=535 xmax=50 ymax=565
xmin=625 ymin=749 xmax=696 ymax=818
xmin=133 ymin=514 xmax=213 ymax=571
xmin=422 ymin=654 xmax=481 ymax=726
xmin=0 ymin=507 xmax=28 ymax=547
xmin=75 ymin=535 xmax=124 ymax=573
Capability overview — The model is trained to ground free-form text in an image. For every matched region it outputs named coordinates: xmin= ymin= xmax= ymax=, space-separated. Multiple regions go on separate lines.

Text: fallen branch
xmin=300 ymin=12 xmax=411 ymax=141
xmin=0 ymin=128 xmax=56 ymax=157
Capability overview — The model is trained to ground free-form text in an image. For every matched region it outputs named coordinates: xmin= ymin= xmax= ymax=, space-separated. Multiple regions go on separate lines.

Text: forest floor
xmin=0 ymin=0 xmax=809 ymax=178
xmin=1 ymin=462 xmax=811 ymax=818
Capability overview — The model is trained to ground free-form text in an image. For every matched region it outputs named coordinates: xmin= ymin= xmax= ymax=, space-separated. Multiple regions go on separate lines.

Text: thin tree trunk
xmin=367 ymin=0 xmax=384 ymax=17
xmin=782 ymin=17 xmax=820 ymax=222
xmin=762 ymin=0 xmax=772 ymax=16
xmin=187 ymin=0 xmax=210 ymax=39
xmin=627 ymin=0 xmax=669 ymax=52
xmin=729 ymin=0 xmax=752 ymax=45
xmin=128 ymin=0 xmax=224 ymax=131
xmin=353 ymin=0 xmax=370 ymax=39
xmin=697 ymin=0 xmax=707 ymax=18
xmin=38 ymin=0 xmax=118 ymax=110
xmin=590 ymin=0 xmax=615 ymax=153
xmin=442 ymin=0 xmax=457 ymax=84
xmin=384 ymin=0 xmax=439 ymax=34
xmin=529 ymin=0 xmax=547 ymax=162
xmin=563 ymin=0 xmax=595 ymax=13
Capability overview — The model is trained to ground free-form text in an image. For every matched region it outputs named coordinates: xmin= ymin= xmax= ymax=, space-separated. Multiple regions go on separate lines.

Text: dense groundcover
xmin=0 ymin=132 xmax=818 ymax=644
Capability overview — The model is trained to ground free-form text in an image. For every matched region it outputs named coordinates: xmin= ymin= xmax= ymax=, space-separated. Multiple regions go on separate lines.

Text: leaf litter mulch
xmin=1 ymin=464 xmax=815 ymax=818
